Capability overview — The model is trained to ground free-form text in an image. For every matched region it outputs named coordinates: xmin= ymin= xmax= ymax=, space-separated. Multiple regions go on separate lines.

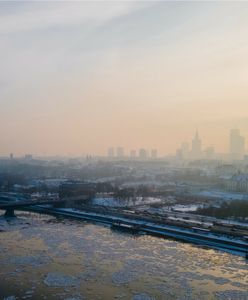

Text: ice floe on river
xmin=215 ymin=290 xmax=248 ymax=300
xmin=44 ymin=272 xmax=80 ymax=287
xmin=0 ymin=212 xmax=247 ymax=300
xmin=132 ymin=293 xmax=155 ymax=300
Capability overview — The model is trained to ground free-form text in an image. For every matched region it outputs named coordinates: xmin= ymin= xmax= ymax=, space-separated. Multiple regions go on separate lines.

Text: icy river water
xmin=0 ymin=211 xmax=247 ymax=300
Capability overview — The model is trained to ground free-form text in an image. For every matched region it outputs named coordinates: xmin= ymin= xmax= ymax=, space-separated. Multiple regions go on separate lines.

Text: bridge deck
xmin=0 ymin=195 xmax=90 ymax=209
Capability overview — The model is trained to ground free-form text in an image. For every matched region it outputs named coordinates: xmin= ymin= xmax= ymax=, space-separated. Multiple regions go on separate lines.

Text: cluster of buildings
xmin=7 ymin=130 xmax=247 ymax=163
xmin=226 ymin=174 xmax=248 ymax=193
xmin=176 ymin=131 xmax=215 ymax=160
xmin=107 ymin=147 xmax=158 ymax=160
xmin=176 ymin=129 xmax=246 ymax=161
xmin=229 ymin=129 xmax=245 ymax=160
xmin=9 ymin=153 xmax=33 ymax=161
xmin=107 ymin=129 xmax=247 ymax=161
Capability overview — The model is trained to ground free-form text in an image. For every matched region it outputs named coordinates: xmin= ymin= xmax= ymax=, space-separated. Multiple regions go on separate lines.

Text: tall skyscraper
xmin=181 ymin=142 xmax=189 ymax=160
xmin=176 ymin=142 xmax=189 ymax=160
xmin=139 ymin=148 xmax=147 ymax=160
xmin=24 ymin=154 xmax=33 ymax=160
xmin=191 ymin=131 xmax=202 ymax=159
xmin=229 ymin=129 xmax=245 ymax=160
xmin=107 ymin=147 xmax=114 ymax=158
xmin=116 ymin=147 xmax=124 ymax=158
xmin=130 ymin=150 xmax=136 ymax=158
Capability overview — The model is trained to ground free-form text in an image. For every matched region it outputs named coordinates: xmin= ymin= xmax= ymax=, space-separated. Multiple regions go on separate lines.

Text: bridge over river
xmin=0 ymin=195 xmax=90 ymax=217
xmin=1 ymin=194 xmax=247 ymax=258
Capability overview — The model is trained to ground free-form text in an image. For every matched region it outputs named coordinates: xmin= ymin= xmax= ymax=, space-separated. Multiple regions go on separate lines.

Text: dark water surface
xmin=0 ymin=211 xmax=247 ymax=300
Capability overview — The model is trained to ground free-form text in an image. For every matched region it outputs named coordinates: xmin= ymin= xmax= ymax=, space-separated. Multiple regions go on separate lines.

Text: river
xmin=0 ymin=211 xmax=247 ymax=300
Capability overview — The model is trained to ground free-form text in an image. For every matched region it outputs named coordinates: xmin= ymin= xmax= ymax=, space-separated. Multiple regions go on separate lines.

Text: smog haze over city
xmin=0 ymin=2 xmax=248 ymax=300
xmin=1 ymin=1 xmax=248 ymax=157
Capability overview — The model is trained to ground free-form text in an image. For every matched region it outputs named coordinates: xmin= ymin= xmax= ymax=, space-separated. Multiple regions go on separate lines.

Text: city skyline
xmin=106 ymin=128 xmax=247 ymax=159
xmin=1 ymin=1 xmax=248 ymax=156
xmin=2 ymin=127 xmax=248 ymax=158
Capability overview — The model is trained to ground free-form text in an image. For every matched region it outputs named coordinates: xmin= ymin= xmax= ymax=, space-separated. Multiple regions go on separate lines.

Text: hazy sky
xmin=1 ymin=1 xmax=248 ymax=156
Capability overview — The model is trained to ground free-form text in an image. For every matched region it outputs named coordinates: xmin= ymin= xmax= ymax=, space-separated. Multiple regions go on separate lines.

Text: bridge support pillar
xmin=4 ymin=208 xmax=16 ymax=218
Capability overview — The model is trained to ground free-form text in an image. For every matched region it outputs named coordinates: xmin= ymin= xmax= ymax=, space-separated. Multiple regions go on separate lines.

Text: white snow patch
xmin=197 ymin=190 xmax=248 ymax=201
xmin=92 ymin=197 xmax=162 ymax=207
xmin=171 ymin=204 xmax=204 ymax=212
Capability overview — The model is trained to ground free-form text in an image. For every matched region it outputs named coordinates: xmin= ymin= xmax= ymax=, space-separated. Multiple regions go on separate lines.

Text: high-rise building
xmin=176 ymin=142 xmax=189 ymax=160
xmin=181 ymin=142 xmax=189 ymax=160
xmin=176 ymin=148 xmax=183 ymax=160
xmin=229 ymin=129 xmax=245 ymax=160
xmin=130 ymin=150 xmax=136 ymax=158
xmin=107 ymin=147 xmax=114 ymax=158
xmin=139 ymin=148 xmax=147 ymax=160
xmin=116 ymin=147 xmax=124 ymax=158
xmin=151 ymin=149 xmax=157 ymax=159
xmin=191 ymin=131 xmax=202 ymax=159
xmin=24 ymin=154 xmax=33 ymax=160
xmin=10 ymin=153 xmax=14 ymax=160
